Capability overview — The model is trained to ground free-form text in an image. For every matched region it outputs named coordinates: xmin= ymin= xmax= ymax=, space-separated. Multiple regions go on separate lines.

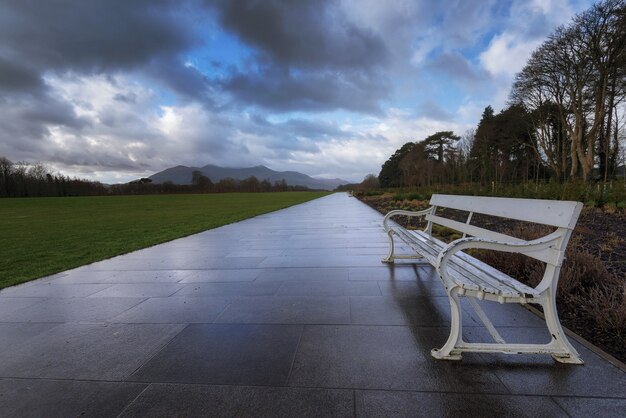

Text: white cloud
xmin=293 ymin=107 xmax=473 ymax=181
xmin=12 ymin=74 xmax=229 ymax=182
xmin=480 ymin=0 xmax=593 ymax=78
xmin=479 ymin=32 xmax=542 ymax=77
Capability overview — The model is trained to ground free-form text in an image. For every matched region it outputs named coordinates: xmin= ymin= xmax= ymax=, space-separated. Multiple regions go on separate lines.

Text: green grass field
xmin=0 ymin=192 xmax=328 ymax=289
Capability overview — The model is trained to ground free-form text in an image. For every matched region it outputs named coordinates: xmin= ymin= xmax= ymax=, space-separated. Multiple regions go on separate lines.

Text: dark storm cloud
xmin=0 ymin=0 xmax=193 ymax=73
xmin=49 ymin=149 xmax=145 ymax=172
xmin=20 ymin=99 xmax=88 ymax=130
xmin=113 ymin=92 xmax=137 ymax=104
xmin=0 ymin=0 xmax=215 ymax=103
xmin=0 ymin=58 xmax=43 ymax=92
xmin=146 ymin=56 xmax=216 ymax=104
xmin=0 ymin=79 xmax=88 ymax=132
xmin=223 ymin=66 xmax=388 ymax=113
xmin=249 ymin=114 xmax=348 ymax=142
xmin=0 ymin=0 xmax=390 ymax=126
xmin=427 ymin=53 xmax=490 ymax=82
xmin=206 ymin=0 xmax=390 ymax=113
xmin=279 ymin=118 xmax=347 ymax=139
xmin=208 ymin=0 xmax=388 ymax=70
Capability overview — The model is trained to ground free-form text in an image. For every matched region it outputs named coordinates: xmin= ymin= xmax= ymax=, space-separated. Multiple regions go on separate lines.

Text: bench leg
xmin=542 ymin=291 xmax=584 ymax=364
xmin=382 ymin=230 xmax=395 ymax=263
xmin=431 ymin=287 xmax=463 ymax=361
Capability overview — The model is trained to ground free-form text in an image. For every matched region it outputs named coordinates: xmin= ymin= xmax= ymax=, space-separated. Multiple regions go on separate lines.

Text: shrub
xmin=367 ymin=180 xmax=626 ymax=208
xmin=405 ymin=192 xmax=425 ymax=201
xmin=571 ymin=283 xmax=626 ymax=338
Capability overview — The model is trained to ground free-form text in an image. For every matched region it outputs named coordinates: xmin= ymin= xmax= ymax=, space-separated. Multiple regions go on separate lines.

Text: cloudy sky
xmin=0 ymin=0 xmax=595 ymax=183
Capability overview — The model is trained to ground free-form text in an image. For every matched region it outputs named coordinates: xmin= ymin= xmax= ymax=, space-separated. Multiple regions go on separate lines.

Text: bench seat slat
xmin=390 ymin=226 xmax=537 ymax=298
xmin=452 ymin=250 xmax=537 ymax=295
xmin=394 ymin=228 xmax=440 ymax=261
xmin=447 ymin=259 xmax=535 ymax=297
xmin=409 ymin=230 xmax=536 ymax=297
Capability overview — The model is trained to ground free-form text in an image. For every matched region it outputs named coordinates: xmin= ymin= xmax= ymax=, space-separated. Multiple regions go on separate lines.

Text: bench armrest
xmin=383 ymin=208 xmax=434 ymax=232
xmin=434 ymin=232 xmax=563 ymax=288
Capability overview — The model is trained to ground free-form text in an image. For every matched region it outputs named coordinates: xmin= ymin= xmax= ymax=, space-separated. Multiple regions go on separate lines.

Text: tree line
xmin=378 ymin=0 xmax=625 ymax=188
xmin=110 ymin=175 xmax=309 ymax=195
xmin=0 ymin=157 xmax=107 ymax=197
xmin=0 ymin=158 xmax=313 ymax=198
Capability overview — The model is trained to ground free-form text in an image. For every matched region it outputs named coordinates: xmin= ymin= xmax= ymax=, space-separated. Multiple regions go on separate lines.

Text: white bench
xmin=382 ymin=194 xmax=584 ymax=364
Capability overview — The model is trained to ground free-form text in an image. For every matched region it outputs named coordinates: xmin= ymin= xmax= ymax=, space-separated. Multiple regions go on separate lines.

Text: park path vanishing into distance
xmin=0 ymin=193 xmax=624 ymax=416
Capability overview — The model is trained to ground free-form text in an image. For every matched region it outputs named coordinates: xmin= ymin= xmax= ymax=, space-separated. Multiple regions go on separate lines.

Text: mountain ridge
xmin=148 ymin=164 xmax=347 ymax=190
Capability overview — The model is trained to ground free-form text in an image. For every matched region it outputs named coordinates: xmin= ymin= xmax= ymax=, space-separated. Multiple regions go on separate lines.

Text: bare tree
xmin=511 ymin=0 xmax=626 ymax=181
xmin=359 ymin=174 xmax=380 ymax=191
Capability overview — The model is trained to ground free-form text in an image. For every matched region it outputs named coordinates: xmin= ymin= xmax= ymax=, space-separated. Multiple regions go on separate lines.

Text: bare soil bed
xmin=358 ymin=193 xmax=626 ymax=364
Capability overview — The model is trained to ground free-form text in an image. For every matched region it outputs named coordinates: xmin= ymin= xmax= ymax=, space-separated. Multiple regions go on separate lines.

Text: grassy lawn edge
xmin=1 ymin=191 xmax=330 ymax=290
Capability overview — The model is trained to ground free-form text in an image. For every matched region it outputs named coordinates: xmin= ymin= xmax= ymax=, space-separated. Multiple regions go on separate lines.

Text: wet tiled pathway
xmin=1 ymin=193 xmax=624 ymax=417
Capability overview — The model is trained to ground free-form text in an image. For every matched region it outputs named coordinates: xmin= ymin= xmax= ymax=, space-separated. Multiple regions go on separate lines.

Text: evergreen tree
xmin=378 ymin=142 xmax=415 ymax=187
xmin=422 ymin=131 xmax=460 ymax=163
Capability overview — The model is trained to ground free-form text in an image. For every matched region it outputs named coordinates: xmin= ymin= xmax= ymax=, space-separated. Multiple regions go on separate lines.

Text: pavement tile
xmin=174 ymin=282 xmax=281 ymax=297
xmin=44 ymin=271 xmax=117 ymax=284
xmin=464 ymin=299 xmax=548 ymax=328
xmin=179 ymin=269 xmax=261 ymax=283
xmin=289 ymin=325 xmax=505 ymax=392
xmin=0 ymin=323 xmax=184 ymax=380
xmin=0 ymin=379 xmax=147 ymax=418
xmin=111 ymin=296 xmax=232 ymax=323
xmin=0 ymin=323 xmax=60 ymax=353
xmin=552 ymin=396 xmax=626 ymax=418
xmin=225 ymin=249 xmax=285 ymax=257
xmin=130 ymin=324 xmax=302 ymax=386
xmin=0 ymin=297 xmax=145 ymax=323
xmin=103 ymin=270 xmax=192 ymax=283
xmin=355 ymin=390 xmax=568 ymax=418
xmin=0 ymin=297 xmax=47 ymax=319
xmin=89 ymin=283 xmax=183 ymax=298
xmin=281 ymin=247 xmax=387 ymax=257
xmin=260 ymin=255 xmax=384 ymax=268
xmin=255 ymin=267 xmax=349 ymax=282
xmin=86 ymin=256 xmax=266 ymax=271
xmin=349 ymin=266 xmax=425 ymax=281
xmin=349 ymin=296 xmax=466 ymax=326
xmin=377 ymin=276 xmax=448 ymax=297
xmin=277 ymin=280 xmax=381 ymax=297
xmin=0 ymin=283 xmax=112 ymax=298
xmin=120 ymin=383 xmax=353 ymax=418
xmin=216 ymin=296 xmax=351 ymax=324
xmin=460 ymin=326 xmax=626 ymax=397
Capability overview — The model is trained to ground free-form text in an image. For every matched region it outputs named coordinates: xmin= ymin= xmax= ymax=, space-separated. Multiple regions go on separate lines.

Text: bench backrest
xmin=426 ymin=194 xmax=583 ymax=266
xmin=429 ymin=195 xmax=582 ymax=229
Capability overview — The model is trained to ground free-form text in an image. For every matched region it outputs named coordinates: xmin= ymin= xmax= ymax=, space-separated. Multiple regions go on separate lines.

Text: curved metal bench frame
xmin=382 ymin=194 xmax=584 ymax=364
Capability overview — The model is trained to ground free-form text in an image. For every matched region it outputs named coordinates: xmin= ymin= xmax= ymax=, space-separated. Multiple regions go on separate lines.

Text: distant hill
xmin=149 ymin=164 xmax=348 ymax=191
